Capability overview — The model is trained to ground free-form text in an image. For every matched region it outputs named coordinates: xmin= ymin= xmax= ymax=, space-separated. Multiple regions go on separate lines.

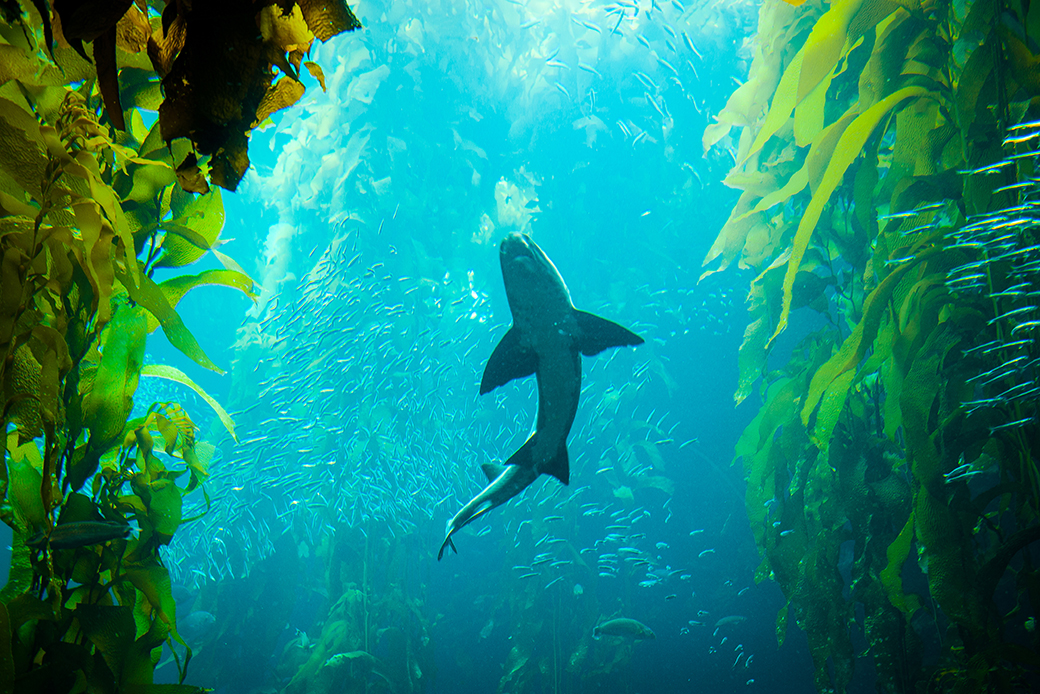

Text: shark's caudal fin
xmin=575 ymin=310 xmax=644 ymax=356
xmin=505 ymin=434 xmax=569 ymax=485
xmin=480 ymin=326 xmax=537 ymax=394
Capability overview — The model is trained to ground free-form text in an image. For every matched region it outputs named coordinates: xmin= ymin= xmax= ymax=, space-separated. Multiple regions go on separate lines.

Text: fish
xmin=438 ymin=234 xmax=643 ymax=559
xmin=179 ymin=610 xmax=217 ymax=641
xmin=593 ymin=617 xmax=656 ymax=640
xmin=28 ymin=520 xmax=132 ymax=550
xmin=714 ymin=615 xmax=747 ymax=628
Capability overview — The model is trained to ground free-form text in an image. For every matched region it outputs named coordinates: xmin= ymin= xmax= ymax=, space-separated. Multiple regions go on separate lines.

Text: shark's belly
xmin=532 ymin=334 xmax=580 ymax=468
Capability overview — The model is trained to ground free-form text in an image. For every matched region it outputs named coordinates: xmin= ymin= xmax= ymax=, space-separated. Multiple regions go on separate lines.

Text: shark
xmin=438 ymin=232 xmax=643 ymax=560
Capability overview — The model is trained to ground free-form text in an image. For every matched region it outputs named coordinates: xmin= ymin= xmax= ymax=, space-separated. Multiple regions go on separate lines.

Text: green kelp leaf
xmin=800 ymin=247 xmax=939 ymax=443
xmin=81 ymin=304 xmax=147 ymax=446
xmin=810 ymin=369 xmax=856 ymax=449
xmin=155 ymin=189 xmax=224 ymax=268
xmin=700 ymin=190 xmax=760 ymax=280
xmin=743 ymin=47 xmax=805 ymax=164
xmin=141 ymin=364 xmax=237 ymax=442
xmin=146 ymin=478 xmax=183 ymax=538
xmin=120 ymin=67 xmax=164 ymax=111
xmin=141 ymin=269 xmax=258 ymax=334
xmin=798 ymin=0 xmax=899 ymax=103
xmin=123 ymin=563 xmax=179 ymax=634
xmin=881 ymin=511 xmax=920 ymax=614
xmin=122 ymin=607 xmax=172 ymax=686
xmin=770 ymin=86 xmax=932 ymax=346
xmin=71 ymin=198 xmax=117 ymax=323
xmin=7 ymin=441 xmax=47 ymax=530
xmin=0 ymin=43 xmax=63 ymax=87
xmin=735 ymin=168 xmax=808 ymax=224
xmin=902 ymin=326 xmax=980 ymax=631
xmin=735 ymin=255 xmax=787 ymax=405
xmin=776 ymin=602 xmax=789 ymax=648
xmin=124 ymin=159 xmax=178 ymax=205
xmin=75 ymin=603 xmax=137 ymax=682
xmin=0 ymin=530 xmax=33 ymax=603
xmin=73 ymin=304 xmax=147 ymax=489
xmin=118 ymin=270 xmax=221 ymax=373
xmin=0 ymin=96 xmax=47 ymax=200
xmin=72 ymin=152 xmax=142 ymax=289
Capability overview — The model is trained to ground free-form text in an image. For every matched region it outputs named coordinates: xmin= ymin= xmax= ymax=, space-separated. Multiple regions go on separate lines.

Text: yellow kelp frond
xmin=0 ymin=2 xmax=330 ymax=691
xmin=118 ymin=270 xmax=221 ymax=373
xmin=155 ymin=189 xmax=225 ymax=269
xmin=153 ymin=402 xmax=197 ymax=451
xmin=771 ymin=87 xmax=934 ymax=346
xmin=141 ymin=269 xmax=259 ymax=336
xmin=141 ymin=364 xmax=237 ymax=443
xmin=714 ymin=1 xmax=1040 ymax=690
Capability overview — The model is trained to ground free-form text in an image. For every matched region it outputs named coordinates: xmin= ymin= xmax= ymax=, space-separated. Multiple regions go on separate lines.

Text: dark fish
xmin=30 ymin=521 xmax=132 ymax=550
xmin=179 ymin=610 xmax=217 ymax=641
xmin=593 ymin=617 xmax=656 ymax=640
xmin=438 ymin=233 xmax=643 ymax=559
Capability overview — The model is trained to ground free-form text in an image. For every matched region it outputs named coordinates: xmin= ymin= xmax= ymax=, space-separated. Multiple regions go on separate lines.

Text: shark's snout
xmin=500 ymin=232 xmax=532 ymax=258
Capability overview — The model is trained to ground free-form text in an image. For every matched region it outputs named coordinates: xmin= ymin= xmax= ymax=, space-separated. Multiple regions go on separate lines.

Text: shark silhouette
xmin=438 ymin=233 xmax=643 ymax=559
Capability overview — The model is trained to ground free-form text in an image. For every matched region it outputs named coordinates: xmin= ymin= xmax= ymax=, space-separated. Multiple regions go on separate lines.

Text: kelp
xmin=0 ymin=1 xmax=354 ymax=690
xmin=40 ymin=0 xmax=362 ymax=191
xmin=707 ymin=0 xmax=1040 ymax=691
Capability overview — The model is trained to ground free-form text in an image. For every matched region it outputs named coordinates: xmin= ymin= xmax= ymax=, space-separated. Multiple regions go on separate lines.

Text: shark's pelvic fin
xmin=480 ymin=326 xmax=538 ymax=394
xmin=481 ymin=462 xmax=506 ymax=482
xmin=575 ymin=310 xmax=645 ymax=356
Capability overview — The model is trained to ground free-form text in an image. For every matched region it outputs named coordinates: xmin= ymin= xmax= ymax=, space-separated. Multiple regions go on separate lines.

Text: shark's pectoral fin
xmin=481 ymin=462 xmax=506 ymax=483
xmin=480 ymin=326 xmax=537 ymax=394
xmin=574 ymin=310 xmax=644 ymax=356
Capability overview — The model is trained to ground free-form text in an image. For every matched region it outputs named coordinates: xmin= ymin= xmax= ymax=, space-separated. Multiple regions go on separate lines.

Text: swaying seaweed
xmin=707 ymin=0 xmax=1040 ymax=691
xmin=0 ymin=1 xmax=358 ymax=691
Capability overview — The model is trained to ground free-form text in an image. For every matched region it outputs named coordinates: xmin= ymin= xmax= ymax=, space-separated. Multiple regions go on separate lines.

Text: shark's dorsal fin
xmin=480 ymin=326 xmax=537 ymax=394
xmin=481 ymin=462 xmax=506 ymax=483
xmin=574 ymin=310 xmax=644 ymax=356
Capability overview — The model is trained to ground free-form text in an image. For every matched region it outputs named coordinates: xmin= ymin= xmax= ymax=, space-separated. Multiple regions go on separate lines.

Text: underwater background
xmin=1 ymin=0 xmax=1039 ymax=693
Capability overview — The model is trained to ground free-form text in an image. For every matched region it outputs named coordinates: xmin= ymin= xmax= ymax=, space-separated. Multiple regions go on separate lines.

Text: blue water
xmin=3 ymin=1 xmax=839 ymax=692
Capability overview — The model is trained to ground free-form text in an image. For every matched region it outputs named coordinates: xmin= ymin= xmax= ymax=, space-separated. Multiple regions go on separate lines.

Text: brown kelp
xmin=0 ymin=1 xmax=359 ymax=690
xmin=705 ymin=0 xmax=1040 ymax=691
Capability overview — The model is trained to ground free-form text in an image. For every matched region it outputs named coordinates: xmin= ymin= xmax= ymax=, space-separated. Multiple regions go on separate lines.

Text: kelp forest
xmin=0 ymin=1 xmax=359 ymax=692
xmin=0 ymin=0 xmax=1039 ymax=693
xmin=705 ymin=0 xmax=1040 ymax=691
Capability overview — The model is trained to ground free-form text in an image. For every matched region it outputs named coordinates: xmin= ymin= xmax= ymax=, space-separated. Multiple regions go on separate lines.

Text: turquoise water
xmin=5 ymin=1 xmax=832 ymax=692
